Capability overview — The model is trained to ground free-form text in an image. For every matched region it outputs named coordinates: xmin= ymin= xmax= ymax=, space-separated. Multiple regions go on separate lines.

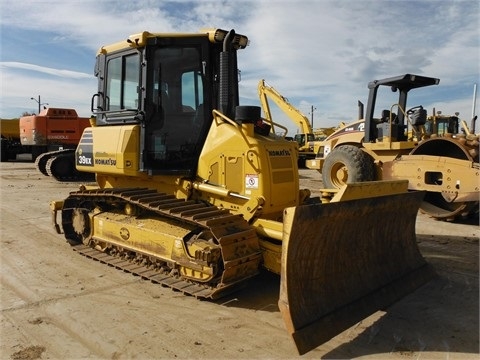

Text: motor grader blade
xmin=279 ymin=190 xmax=435 ymax=355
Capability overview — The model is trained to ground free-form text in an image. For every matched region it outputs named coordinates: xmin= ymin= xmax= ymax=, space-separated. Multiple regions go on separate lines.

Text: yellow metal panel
xmin=384 ymin=154 xmax=480 ymax=202
xmin=92 ymin=212 xmax=189 ymax=258
xmin=0 ymin=119 xmax=19 ymax=139
xmin=272 ymin=170 xmax=294 ymax=184
xmin=76 ymin=124 xmax=140 ymax=176
xmin=225 ymin=156 xmax=243 ymax=193
xmin=269 ymin=156 xmax=292 ymax=169
xmin=329 ymin=180 xmax=409 ymax=202
xmin=258 ymin=238 xmax=282 ymax=274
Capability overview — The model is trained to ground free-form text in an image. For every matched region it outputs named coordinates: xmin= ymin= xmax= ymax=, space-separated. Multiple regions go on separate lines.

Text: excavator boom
xmin=258 ymin=79 xmax=318 ymax=166
xmin=258 ymin=79 xmax=313 ymax=137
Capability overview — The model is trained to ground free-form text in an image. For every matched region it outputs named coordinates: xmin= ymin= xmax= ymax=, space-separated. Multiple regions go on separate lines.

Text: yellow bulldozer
xmin=50 ymin=29 xmax=434 ymax=354
xmin=307 ymin=74 xmax=479 ymax=221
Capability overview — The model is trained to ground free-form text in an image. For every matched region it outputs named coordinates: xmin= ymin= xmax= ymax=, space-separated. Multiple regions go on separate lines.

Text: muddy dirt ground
xmin=1 ymin=158 xmax=478 ymax=359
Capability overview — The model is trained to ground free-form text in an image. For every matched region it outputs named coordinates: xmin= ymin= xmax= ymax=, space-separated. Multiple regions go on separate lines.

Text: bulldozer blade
xmin=279 ymin=190 xmax=435 ymax=355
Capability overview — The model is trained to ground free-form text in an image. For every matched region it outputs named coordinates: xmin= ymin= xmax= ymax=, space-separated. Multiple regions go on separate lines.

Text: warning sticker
xmin=245 ymin=174 xmax=259 ymax=189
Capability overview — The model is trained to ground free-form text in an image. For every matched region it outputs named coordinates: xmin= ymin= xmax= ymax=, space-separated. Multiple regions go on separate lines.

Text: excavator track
xmin=61 ymin=188 xmax=263 ymax=299
xmin=45 ymin=149 xmax=95 ymax=182
xmin=34 ymin=150 xmax=55 ymax=176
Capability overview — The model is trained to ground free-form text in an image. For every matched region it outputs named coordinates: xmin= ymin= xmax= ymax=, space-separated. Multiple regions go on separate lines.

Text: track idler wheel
xmin=71 ymin=208 xmax=91 ymax=244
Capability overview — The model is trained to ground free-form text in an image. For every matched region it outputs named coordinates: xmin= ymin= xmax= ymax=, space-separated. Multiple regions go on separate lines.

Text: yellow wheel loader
xmin=50 ymin=30 xmax=434 ymax=355
xmin=307 ymin=74 xmax=479 ymax=221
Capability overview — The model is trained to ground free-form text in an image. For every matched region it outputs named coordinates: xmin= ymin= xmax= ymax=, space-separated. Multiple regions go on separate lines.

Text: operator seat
xmin=380 ymin=109 xmax=397 ymax=124
xmin=377 ymin=109 xmax=406 ymax=141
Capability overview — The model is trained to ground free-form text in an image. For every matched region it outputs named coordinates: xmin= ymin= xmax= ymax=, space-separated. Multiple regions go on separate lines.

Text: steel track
xmin=63 ymin=187 xmax=263 ymax=299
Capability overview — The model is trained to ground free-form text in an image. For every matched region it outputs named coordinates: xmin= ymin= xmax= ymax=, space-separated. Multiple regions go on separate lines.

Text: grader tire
xmin=322 ymin=145 xmax=374 ymax=189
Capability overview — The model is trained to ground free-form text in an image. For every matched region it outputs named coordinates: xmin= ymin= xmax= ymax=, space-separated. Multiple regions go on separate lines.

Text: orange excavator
xmin=20 ymin=108 xmax=94 ymax=181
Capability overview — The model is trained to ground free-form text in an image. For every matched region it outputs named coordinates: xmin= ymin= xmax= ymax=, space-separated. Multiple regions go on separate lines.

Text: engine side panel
xmin=76 ymin=125 xmax=141 ymax=175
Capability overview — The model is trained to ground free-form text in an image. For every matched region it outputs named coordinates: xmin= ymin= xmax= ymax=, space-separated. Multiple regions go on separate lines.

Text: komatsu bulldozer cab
xmin=79 ymin=29 xmax=300 ymax=217
xmin=90 ymin=30 xmax=245 ymax=177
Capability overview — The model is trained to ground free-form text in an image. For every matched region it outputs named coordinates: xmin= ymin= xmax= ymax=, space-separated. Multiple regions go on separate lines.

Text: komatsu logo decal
xmin=268 ymin=149 xmax=291 ymax=156
xmin=95 ymin=158 xmax=117 ymax=166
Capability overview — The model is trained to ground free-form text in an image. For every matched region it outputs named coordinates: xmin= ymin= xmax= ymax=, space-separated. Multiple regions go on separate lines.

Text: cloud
xmin=0 ymin=0 xmax=478 ymax=130
xmin=0 ymin=64 xmax=96 ymax=118
xmin=0 ymin=62 xmax=92 ymax=79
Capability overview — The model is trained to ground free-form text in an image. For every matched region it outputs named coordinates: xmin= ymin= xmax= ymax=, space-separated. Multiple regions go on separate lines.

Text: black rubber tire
xmin=322 ymin=145 xmax=374 ymax=189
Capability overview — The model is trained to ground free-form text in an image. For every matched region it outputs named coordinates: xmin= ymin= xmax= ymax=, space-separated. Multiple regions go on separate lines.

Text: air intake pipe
xmin=219 ymin=30 xmax=239 ymax=119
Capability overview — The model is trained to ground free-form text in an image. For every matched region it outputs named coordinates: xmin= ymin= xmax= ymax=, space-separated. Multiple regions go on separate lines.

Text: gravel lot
xmin=1 ymin=158 xmax=478 ymax=359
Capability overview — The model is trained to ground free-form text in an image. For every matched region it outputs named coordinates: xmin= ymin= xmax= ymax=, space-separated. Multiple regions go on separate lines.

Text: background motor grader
xmin=307 ymin=74 xmax=479 ymax=221
xmin=50 ymin=29 xmax=433 ymax=355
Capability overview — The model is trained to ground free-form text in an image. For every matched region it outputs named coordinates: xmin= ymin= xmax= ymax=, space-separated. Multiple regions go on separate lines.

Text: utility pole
xmin=472 ymin=83 xmax=477 ymax=133
xmin=310 ymin=105 xmax=317 ymax=128
xmin=30 ymin=95 xmax=48 ymax=114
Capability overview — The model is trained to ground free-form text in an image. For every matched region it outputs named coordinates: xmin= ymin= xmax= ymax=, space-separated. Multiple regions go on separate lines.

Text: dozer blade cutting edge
xmin=279 ymin=189 xmax=435 ymax=355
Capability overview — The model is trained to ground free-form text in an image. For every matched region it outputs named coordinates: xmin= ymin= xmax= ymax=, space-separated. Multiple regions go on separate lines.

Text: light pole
xmin=30 ymin=95 xmax=49 ymax=114
xmin=310 ymin=105 xmax=317 ymax=128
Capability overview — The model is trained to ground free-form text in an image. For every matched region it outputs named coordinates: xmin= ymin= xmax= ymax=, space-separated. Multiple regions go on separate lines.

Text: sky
xmin=1 ymin=0 xmax=479 ymax=134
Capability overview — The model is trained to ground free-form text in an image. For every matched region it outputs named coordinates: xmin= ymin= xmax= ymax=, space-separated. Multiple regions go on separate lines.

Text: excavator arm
xmin=258 ymin=79 xmax=314 ymax=145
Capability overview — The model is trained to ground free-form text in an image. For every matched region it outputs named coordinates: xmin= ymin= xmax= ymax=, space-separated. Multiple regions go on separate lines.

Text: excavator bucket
xmin=279 ymin=187 xmax=435 ymax=355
